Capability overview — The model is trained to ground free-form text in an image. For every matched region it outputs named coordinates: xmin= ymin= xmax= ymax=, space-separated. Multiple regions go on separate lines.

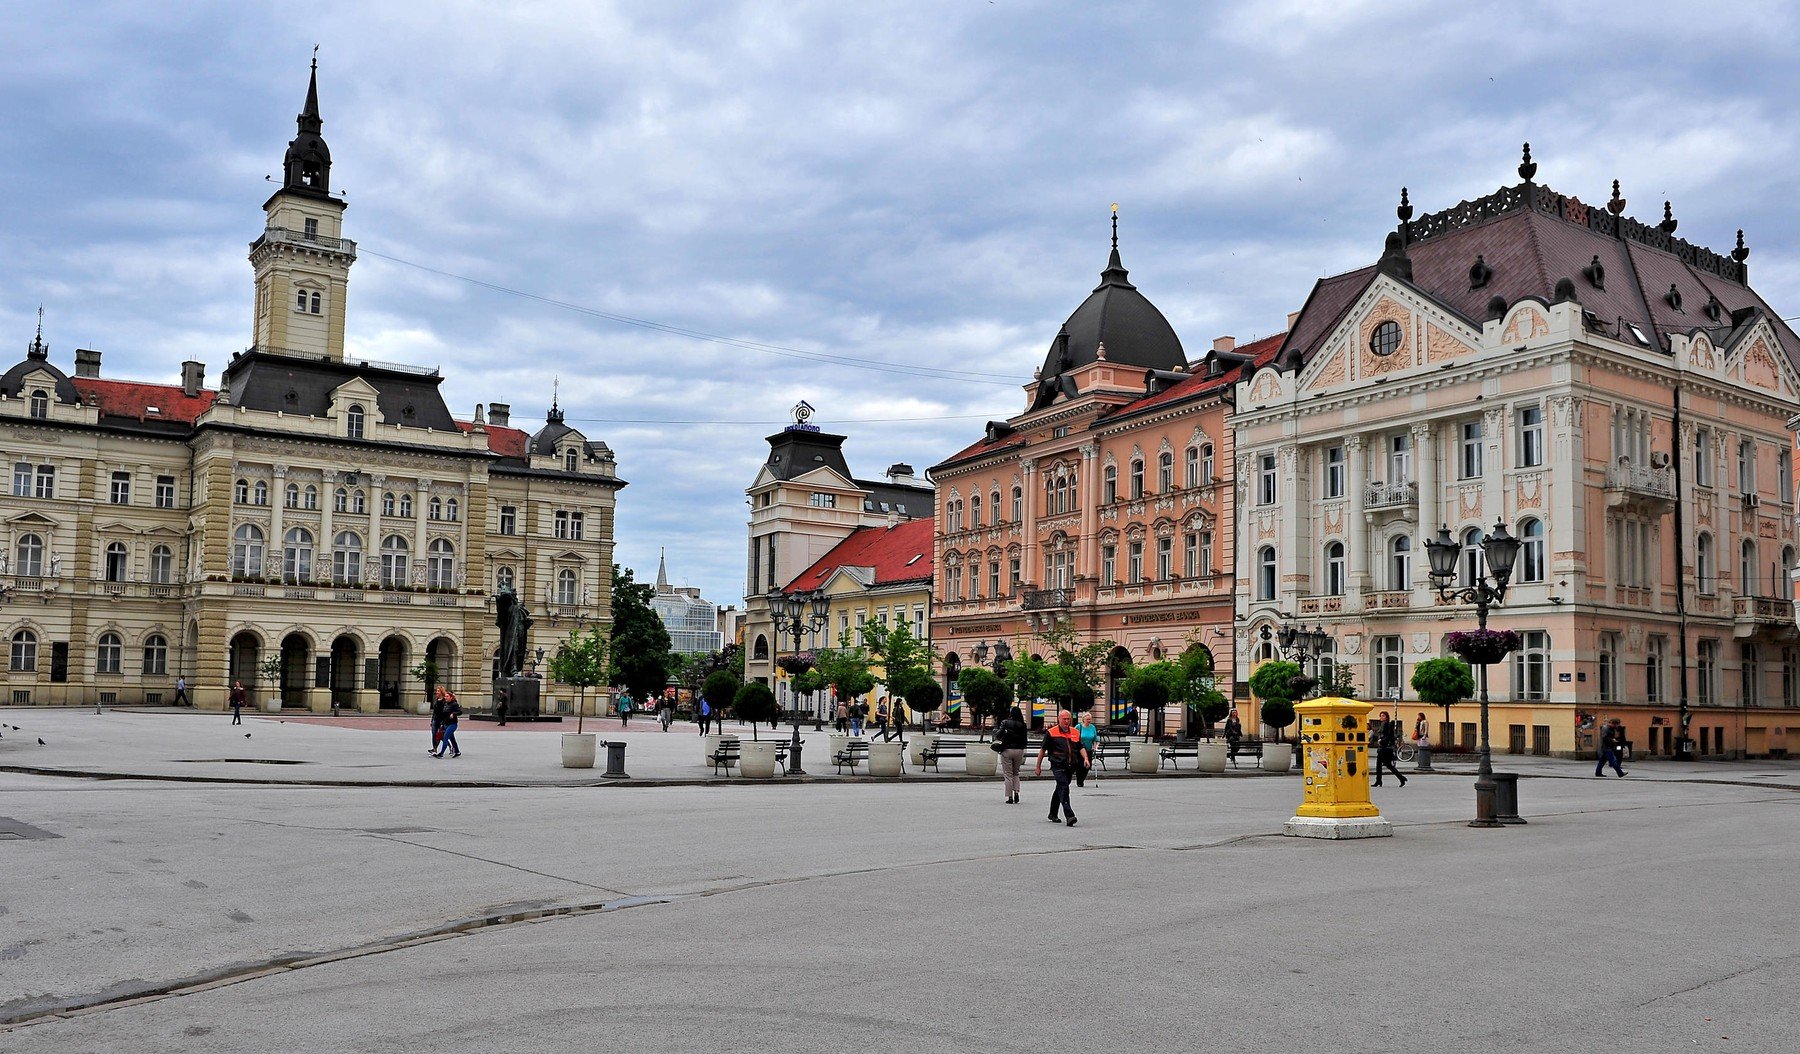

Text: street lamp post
xmin=1424 ymin=519 xmax=1522 ymax=829
xmin=970 ymin=640 xmax=1012 ymax=730
xmin=769 ymin=590 xmax=830 ymax=775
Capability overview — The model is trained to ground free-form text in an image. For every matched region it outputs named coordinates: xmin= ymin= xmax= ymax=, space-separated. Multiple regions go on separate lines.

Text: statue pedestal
xmin=486 ymin=677 xmax=543 ymax=722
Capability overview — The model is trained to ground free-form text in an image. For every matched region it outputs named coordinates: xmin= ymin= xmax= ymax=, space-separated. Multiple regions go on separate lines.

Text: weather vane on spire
xmin=312 ymin=43 xmax=319 ymax=69
xmin=1110 ymin=202 xmax=1119 ymax=252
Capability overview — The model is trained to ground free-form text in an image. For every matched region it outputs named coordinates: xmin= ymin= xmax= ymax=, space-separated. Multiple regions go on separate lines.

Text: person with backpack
xmin=1034 ymin=709 xmax=1089 ymax=826
xmin=618 ymin=692 xmax=632 ymax=727
xmin=697 ymin=694 xmax=712 ymax=735
xmin=432 ymin=689 xmax=462 ymax=758
xmin=850 ymin=700 xmax=866 ymax=737
xmin=995 ymin=705 xmax=1029 ymax=803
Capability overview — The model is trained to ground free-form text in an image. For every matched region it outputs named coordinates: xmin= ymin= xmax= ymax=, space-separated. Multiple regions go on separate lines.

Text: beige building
xmin=1 ymin=64 xmax=621 ymax=711
xmin=1233 ymin=150 xmax=1800 ymax=758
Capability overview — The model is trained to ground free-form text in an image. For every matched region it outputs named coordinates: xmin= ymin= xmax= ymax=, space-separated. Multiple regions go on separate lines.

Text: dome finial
xmin=1396 ymin=187 xmax=1413 ymax=223
xmin=28 ymin=305 xmax=47 ymax=360
xmin=1518 ymin=142 xmax=1537 ymax=182
xmin=1099 ymin=203 xmax=1128 ymax=284
xmin=1110 ymin=202 xmax=1119 ymax=254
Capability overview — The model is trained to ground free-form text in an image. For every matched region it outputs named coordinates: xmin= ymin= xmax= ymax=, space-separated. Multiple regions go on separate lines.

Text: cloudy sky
xmin=5 ymin=0 xmax=1798 ymax=608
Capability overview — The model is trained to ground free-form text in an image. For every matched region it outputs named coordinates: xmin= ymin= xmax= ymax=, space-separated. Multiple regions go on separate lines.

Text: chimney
xmin=74 ymin=348 xmax=101 ymax=378
xmin=1212 ymin=336 xmax=1236 ymax=354
xmin=180 ymin=360 xmax=205 ymax=397
xmin=1287 ymin=310 xmax=1300 ymax=331
xmin=472 ymin=403 xmax=487 ymax=426
xmin=489 ymin=402 xmax=511 ymax=427
xmin=885 ymin=462 xmax=916 ymax=484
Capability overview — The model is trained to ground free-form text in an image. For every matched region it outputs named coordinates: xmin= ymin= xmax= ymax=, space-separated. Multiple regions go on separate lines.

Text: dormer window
xmin=564 ymin=448 xmax=579 ymax=472
xmin=29 ymin=388 xmax=48 ymax=419
xmin=346 ymin=404 xmax=365 ymax=439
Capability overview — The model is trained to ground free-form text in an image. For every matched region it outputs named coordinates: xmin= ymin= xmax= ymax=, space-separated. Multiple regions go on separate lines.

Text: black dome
xmin=1034 ymin=243 xmax=1184 ymax=406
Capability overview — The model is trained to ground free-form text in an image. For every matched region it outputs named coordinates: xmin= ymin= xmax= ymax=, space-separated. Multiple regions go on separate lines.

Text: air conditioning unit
xmin=1745 ymin=494 xmax=1761 ymax=510
xmin=1650 ymin=451 xmax=1670 ymax=469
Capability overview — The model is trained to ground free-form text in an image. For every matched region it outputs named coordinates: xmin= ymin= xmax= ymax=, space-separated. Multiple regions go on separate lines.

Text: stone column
xmin=319 ymin=470 xmax=336 ymax=583
xmin=368 ymin=474 xmax=388 ymax=586
xmin=412 ymin=479 xmax=430 ymax=587
xmin=1345 ymin=434 xmax=1368 ymax=601
xmin=1020 ymin=460 xmax=1038 ymax=587
xmin=270 ymin=465 xmax=288 ymax=580
xmin=1077 ymin=444 xmax=1099 ymax=580
xmin=1413 ymin=422 xmax=1438 ymax=537
xmin=1277 ymin=444 xmax=1301 ymax=606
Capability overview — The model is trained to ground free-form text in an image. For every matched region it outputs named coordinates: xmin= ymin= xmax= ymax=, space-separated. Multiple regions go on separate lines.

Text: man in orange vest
xmin=1034 ymin=709 xmax=1090 ymax=827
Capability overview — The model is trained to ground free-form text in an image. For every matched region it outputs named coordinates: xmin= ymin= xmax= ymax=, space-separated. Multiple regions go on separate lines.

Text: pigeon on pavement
xmin=38 ymin=738 xmax=47 ymax=745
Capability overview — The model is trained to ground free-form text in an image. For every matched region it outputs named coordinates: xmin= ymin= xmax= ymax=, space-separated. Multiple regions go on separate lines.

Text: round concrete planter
xmin=1260 ymin=742 xmax=1294 ymax=773
xmin=908 ymin=733 xmax=936 ymax=768
xmin=259 ymin=698 xmax=281 ymax=713
xmin=965 ymin=741 xmax=999 ymax=776
xmin=828 ymin=734 xmax=851 ymax=762
xmin=869 ymin=741 xmax=905 ymax=777
xmin=560 ymin=732 xmax=597 ymax=769
xmin=413 ymin=700 xmax=433 ymax=716
xmin=1196 ymin=741 xmax=1229 ymax=773
xmin=702 ymin=733 xmax=731 ymax=761
xmin=1127 ymin=740 xmax=1161 ymax=774
xmin=740 ymin=740 xmax=779 ymax=778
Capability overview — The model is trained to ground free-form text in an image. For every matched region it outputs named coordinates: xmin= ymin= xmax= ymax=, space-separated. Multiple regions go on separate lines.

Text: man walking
xmin=872 ymin=697 xmax=891 ymax=741
xmin=850 ymin=700 xmax=866 ymax=737
xmin=659 ymin=696 xmax=674 ymax=731
xmin=697 ymin=694 xmax=711 ymax=736
xmin=429 ymin=687 xmax=448 ymax=754
xmin=1034 ymin=709 xmax=1090 ymax=827
xmin=172 ymin=674 xmax=190 ymax=707
xmin=229 ymin=680 xmax=245 ymax=725
xmin=1372 ymin=711 xmax=1408 ymax=787
xmin=1596 ymin=718 xmax=1627 ymax=777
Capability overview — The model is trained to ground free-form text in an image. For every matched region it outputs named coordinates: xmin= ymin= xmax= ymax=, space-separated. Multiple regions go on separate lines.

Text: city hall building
xmin=0 ymin=66 xmax=621 ymax=710
xmin=1233 ymin=150 xmax=1800 ymax=758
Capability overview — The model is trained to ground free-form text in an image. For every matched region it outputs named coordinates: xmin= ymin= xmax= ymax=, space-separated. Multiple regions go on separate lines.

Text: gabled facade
xmin=1 ymin=65 xmax=621 ymax=710
xmin=1234 ymin=151 xmax=1800 ymax=758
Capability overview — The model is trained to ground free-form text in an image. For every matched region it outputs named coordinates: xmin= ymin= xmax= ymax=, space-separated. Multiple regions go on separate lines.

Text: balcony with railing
xmin=1364 ymin=480 xmax=1417 ymax=512
xmin=1605 ymin=461 xmax=1675 ymax=512
xmin=1362 ymin=589 xmax=1413 ymax=611
xmin=256 ymin=225 xmax=358 ymax=255
xmin=1733 ymin=594 xmax=1797 ymax=638
xmin=1021 ymin=587 xmax=1073 ymax=611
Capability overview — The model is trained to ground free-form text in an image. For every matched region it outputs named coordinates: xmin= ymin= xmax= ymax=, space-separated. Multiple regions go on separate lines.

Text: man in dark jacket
xmin=1372 ymin=711 xmax=1408 ymax=787
xmin=1596 ymin=719 xmax=1627 ymax=777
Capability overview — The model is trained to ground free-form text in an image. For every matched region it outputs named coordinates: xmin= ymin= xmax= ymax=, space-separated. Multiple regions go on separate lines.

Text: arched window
xmin=753 ymin=635 xmax=770 ymax=661
xmin=309 ymin=291 xmax=322 ymax=314
xmin=296 ymin=290 xmax=308 ymax=311
xmin=1011 ymin=486 xmax=1022 ymax=521
xmin=352 ymin=489 xmax=366 ymax=514
xmin=1185 ymin=446 xmax=1200 ymax=488
xmin=1325 ymin=541 xmax=1346 ymax=596
xmin=303 ymin=484 xmax=318 ymax=510
xmin=334 ymin=486 xmax=349 ymax=513
xmin=10 ymin=629 xmax=38 ymax=672
xmin=252 ymin=480 xmax=268 ymax=506
xmin=428 ymin=496 xmax=442 ymax=521
xmin=149 ymin=544 xmax=174 ymax=584
xmin=990 ymin=489 xmax=1001 ymax=523
xmin=1696 ymin=533 xmax=1715 ymax=595
xmin=1257 ymin=545 xmax=1277 ymax=601
xmin=1389 ymin=535 xmax=1412 ymax=591
xmin=104 ymin=541 xmax=128 ymax=582
xmin=969 ymin=494 xmax=981 ymax=529
xmin=382 ymin=492 xmax=397 ymax=517
xmin=380 ymin=535 xmax=409 ymax=588
xmin=234 ymin=479 xmax=250 ymax=504
xmin=283 ymin=527 xmax=314 ymax=582
xmin=556 ymin=567 xmax=579 ymax=605
xmin=495 ymin=565 xmax=515 ymax=592
xmin=346 ymin=404 xmax=365 ymax=439
xmin=1201 ymin=443 xmax=1216 ymax=481
xmin=1518 ymin=518 xmax=1546 ymax=583
xmin=1460 ymin=526 xmax=1485 ymax=588
xmin=95 ymin=632 xmax=122 ymax=674
xmin=564 ymin=448 xmax=579 ymax=472
xmin=1130 ymin=458 xmax=1145 ymax=500
xmin=231 ymin=524 xmax=265 ymax=578
xmin=1103 ymin=464 xmax=1118 ymax=504
xmin=15 ymin=533 xmax=44 ymax=577
xmin=1741 ymin=538 xmax=1759 ymax=597
xmin=398 ymin=493 xmax=413 ymax=518
xmin=142 ymin=634 xmax=168 ymax=676
xmin=285 ymin=482 xmax=301 ymax=509
xmin=29 ymin=388 xmax=49 ymax=419
xmin=332 ymin=531 xmax=363 ymax=584
xmin=427 ymin=538 xmax=456 ymax=588
xmin=445 ymin=498 xmax=459 ymax=522
xmin=1158 ymin=451 xmax=1174 ymax=492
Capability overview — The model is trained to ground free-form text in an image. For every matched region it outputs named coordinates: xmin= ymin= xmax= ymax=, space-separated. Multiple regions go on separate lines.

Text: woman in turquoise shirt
xmin=1076 ymin=712 xmax=1099 ymax=787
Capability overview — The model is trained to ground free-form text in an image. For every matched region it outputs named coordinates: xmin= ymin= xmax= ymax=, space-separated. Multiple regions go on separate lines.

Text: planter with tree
xmin=1177 ymin=645 xmax=1230 ymax=771
xmin=257 ymin=654 xmax=285 ymax=713
xmin=1250 ymin=660 xmax=1306 ymax=772
xmin=547 ymin=626 xmax=611 ymax=769
xmin=699 ymin=669 xmax=741 ymax=759
xmin=408 ymin=658 xmax=439 ymax=718
xmin=1122 ymin=661 xmax=1181 ymax=772
xmin=731 ymin=681 xmax=781 ymax=777
xmin=955 ymin=667 xmax=1012 ymax=776
xmin=901 ymin=680 xmax=944 ymax=765
xmin=1411 ymin=656 xmax=1475 ymax=766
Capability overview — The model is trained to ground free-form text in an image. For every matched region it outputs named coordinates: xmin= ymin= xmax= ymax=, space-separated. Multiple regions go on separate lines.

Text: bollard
xmin=1493 ymin=772 xmax=1525 ymax=824
xmin=1415 ymin=744 xmax=1432 ymax=772
xmin=602 ymin=740 xmax=630 ymax=779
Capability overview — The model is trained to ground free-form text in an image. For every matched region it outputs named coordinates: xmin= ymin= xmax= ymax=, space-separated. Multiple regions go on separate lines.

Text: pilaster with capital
xmin=319 ymin=470 xmax=336 ymax=572
xmin=269 ymin=464 xmax=289 ymax=570
xmin=1077 ymin=445 xmax=1099 ymax=580
xmin=1411 ymin=422 xmax=1437 ymax=539
xmin=1481 ymin=406 xmax=1506 ymax=532
xmin=1344 ymin=435 xmax=1368 ymax=595
xmin=1020 ymin=459 xmax=1038 ymax=589
xmin=1547 ymin=393 xmax=1586 ymax=583
xmin=1277 ymin=444 xmax=1300 ymax=606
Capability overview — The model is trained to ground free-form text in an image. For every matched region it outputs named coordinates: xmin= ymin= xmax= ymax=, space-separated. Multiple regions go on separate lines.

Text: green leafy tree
xmin=700 ymin=669 xmax=740 ymax=720
xmin=1249 ymin=660 xmax=1305 ymax=742
xmin=1123 ymin=660 xmax=1186 ymax=741
xmin=791 ymin=668 xmax=826 ymax=702
xmin=547 ymin=625 xmax=611 ymax=734
xmin=1176 ymin=645 xmax=1228 ymax=738
xmin=732 ymin=681 xmax=778 ymax=741
xmin=606 ymin=565 xmax=675 ymax=709
xmin=956 ymin=667 xmax=1015 ymax=734
xmin=1319 ymin=661 xmax=1359 ymax=699
xmin=902 ymin=680 xmax=942 ymax=726
xmin=864 ymin=620 xmax=938 ymax=702
xmin=815 ymin=631 xmax=879 ymax=707
xmin=1036 ymin=623 xmax=1115 ymax=711
xmin=1001 ymin=650 xmax=1053 ymax=708
xmin=408 ymin=658 xmax=440 ymax=711
xmin=1412 ymin=656 xmax=1474 ymax=732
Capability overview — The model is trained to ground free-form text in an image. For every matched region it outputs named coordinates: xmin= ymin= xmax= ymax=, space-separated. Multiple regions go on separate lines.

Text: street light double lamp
xmin=1423 ymin=520 xmax=1521 ymax=829
xmin=768 ymin=589 xmax=830 ymax=775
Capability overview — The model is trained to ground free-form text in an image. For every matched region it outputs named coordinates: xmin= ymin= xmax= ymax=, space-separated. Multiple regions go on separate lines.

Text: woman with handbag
xmin=995 ymin=705 xmax=1029 ymax=804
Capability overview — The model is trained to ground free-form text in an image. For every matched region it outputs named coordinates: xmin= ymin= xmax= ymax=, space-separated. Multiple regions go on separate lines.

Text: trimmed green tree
xmin=700 ymin=670 xmax=740 ymax=722
xmin=731 ymin=681 xmax=778 ymax=741
xmin=547 ymin=625 xmax=611 ymax=734
xmin=1412 ymin=656 xmax=1475 ymax=737
xmin=956 ymin=667 xmax=1015 ymax=735
xmin=1177 ymin=645 xmax=1228 ymax=739
xmin=1123 ymin=660 xmax=1184 ymax=741
xmin=1249 ymin=660 xmax=1304 ymax=742
xmin=903 ymin=680 xmax=943 ymax=729
xmin=864 ymin=620 xmax=938 ymax=704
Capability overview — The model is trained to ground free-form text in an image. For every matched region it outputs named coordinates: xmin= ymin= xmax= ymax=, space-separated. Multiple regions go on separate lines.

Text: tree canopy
xmin=547 ymin=624 xmax=611 ymax=734
xmin=1412 ymin=657 xmax=1475 ymax=707
xmin=731 ymin=681 xmax=777 ymax=740
xmin=606 ymin=564 xmax=675 ymax=705
xmin=864 ymin=620 xmax=937 ymax=701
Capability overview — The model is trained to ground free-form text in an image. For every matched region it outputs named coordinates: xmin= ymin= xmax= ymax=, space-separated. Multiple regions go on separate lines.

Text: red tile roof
xmin=782 ymin=517 xmax=935 ymax=593
xmin=71 ymin=377 xmax=216 ymax=424
xmin=1106 ymin=332 xmax=1285 ymax=420
xmin=456 ymin=420 xmax=530 ymax=458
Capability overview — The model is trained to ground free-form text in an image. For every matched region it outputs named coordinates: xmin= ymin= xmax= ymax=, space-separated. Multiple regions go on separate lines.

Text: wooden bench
xmin=1227 ymin=738 xmax=1265 ymax=767
xmin=1090 ymin=742 xmax=1131 ymax=770
xmin=921 ymin=738 xmax=970 ymax=772
xmin=834 ymin=739 xmax=870 ymax=774
xmin=1159 ymin=742 xmax=1200 ymax=769
xmin=709 ymin=738 xmax=741 ymax=775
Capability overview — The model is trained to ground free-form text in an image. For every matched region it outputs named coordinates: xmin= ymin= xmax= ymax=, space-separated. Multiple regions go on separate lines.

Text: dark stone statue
xmin=495 ymin=585 xmax=533 ymax=678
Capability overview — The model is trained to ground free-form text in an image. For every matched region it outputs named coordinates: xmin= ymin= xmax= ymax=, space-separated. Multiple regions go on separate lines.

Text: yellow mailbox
xmin=1283 ymin=696 xmax=1393 ymax=839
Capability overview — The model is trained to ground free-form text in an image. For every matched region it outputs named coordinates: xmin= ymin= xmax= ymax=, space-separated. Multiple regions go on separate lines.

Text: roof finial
xmin=28 ymin=305 xmax=47 ymax=359
xmin=1110 ymin=202 xmax=1119 ymax=253
xmin=1659 ymin=201 xmax=1677 ymax=234
xmin=1732 ymin=229 xmax=1749 ymax=263
xmin=1607 ymin=179 xmax=1626 ymax=216
xmin=1396 ymin=187 xmax=1413 ymax=223
xmin=1100 ymin=203 xmax=1128 ymax=283
xmin=1518 ymin=142 xmax=1537 ymax=182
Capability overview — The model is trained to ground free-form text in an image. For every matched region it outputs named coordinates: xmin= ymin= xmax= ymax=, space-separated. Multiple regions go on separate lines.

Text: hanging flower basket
xmin=1444 ymin=629 xmax=1521 ymax=666
xmin=776 ymin=652 xmax=817 ymax=675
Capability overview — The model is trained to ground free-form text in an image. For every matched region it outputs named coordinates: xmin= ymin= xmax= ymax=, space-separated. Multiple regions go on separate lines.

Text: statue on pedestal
xmin=495 ymin=585 xmax=533 ymax=678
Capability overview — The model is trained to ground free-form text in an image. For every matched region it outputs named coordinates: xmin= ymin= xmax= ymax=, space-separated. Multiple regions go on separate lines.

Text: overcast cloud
xmin=4 ymin=0 xmax=1798 ymax=609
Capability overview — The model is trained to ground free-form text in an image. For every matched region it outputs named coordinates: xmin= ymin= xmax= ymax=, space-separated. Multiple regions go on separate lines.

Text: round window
xmin=1370 ymin=320 xmax=1402 ymax=357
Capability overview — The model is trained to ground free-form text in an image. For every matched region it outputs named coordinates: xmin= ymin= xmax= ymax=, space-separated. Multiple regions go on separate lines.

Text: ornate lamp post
xmin=1262 ymin=623 xmax=1332 ymax=695
xmin=769 ymin=589 xmax=830 ymax=774
xmin=1424 ymin=519 xmax=1521 ymax=829
xmin=970 ymin=641 xmax=1011 ymax=729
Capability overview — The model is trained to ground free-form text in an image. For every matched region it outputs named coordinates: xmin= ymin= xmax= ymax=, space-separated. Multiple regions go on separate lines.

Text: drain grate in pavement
xmin=0 ymin=817 xmax=61 ymax=841
xmin=176 ymin=758 xmax=309 ymax=765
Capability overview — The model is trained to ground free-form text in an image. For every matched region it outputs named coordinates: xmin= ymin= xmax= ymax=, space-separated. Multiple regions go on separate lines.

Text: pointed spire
xmin=1099 ymin=203 xmax=1130 ymax=285
xmin=1396 ymin=187 xmax=1413 ymax=223
xmin=656 ymin=548 xmax=670 ymax=592
xmin=299 ymin=47 xmax=322 ymax=133
xmin=546 ymin=377 xmax=564 ymax=424
xmin=282 ymin=52 xmax=332 ymax=194
xmin=1518 ymin=142 xmax=1537 ymax=182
